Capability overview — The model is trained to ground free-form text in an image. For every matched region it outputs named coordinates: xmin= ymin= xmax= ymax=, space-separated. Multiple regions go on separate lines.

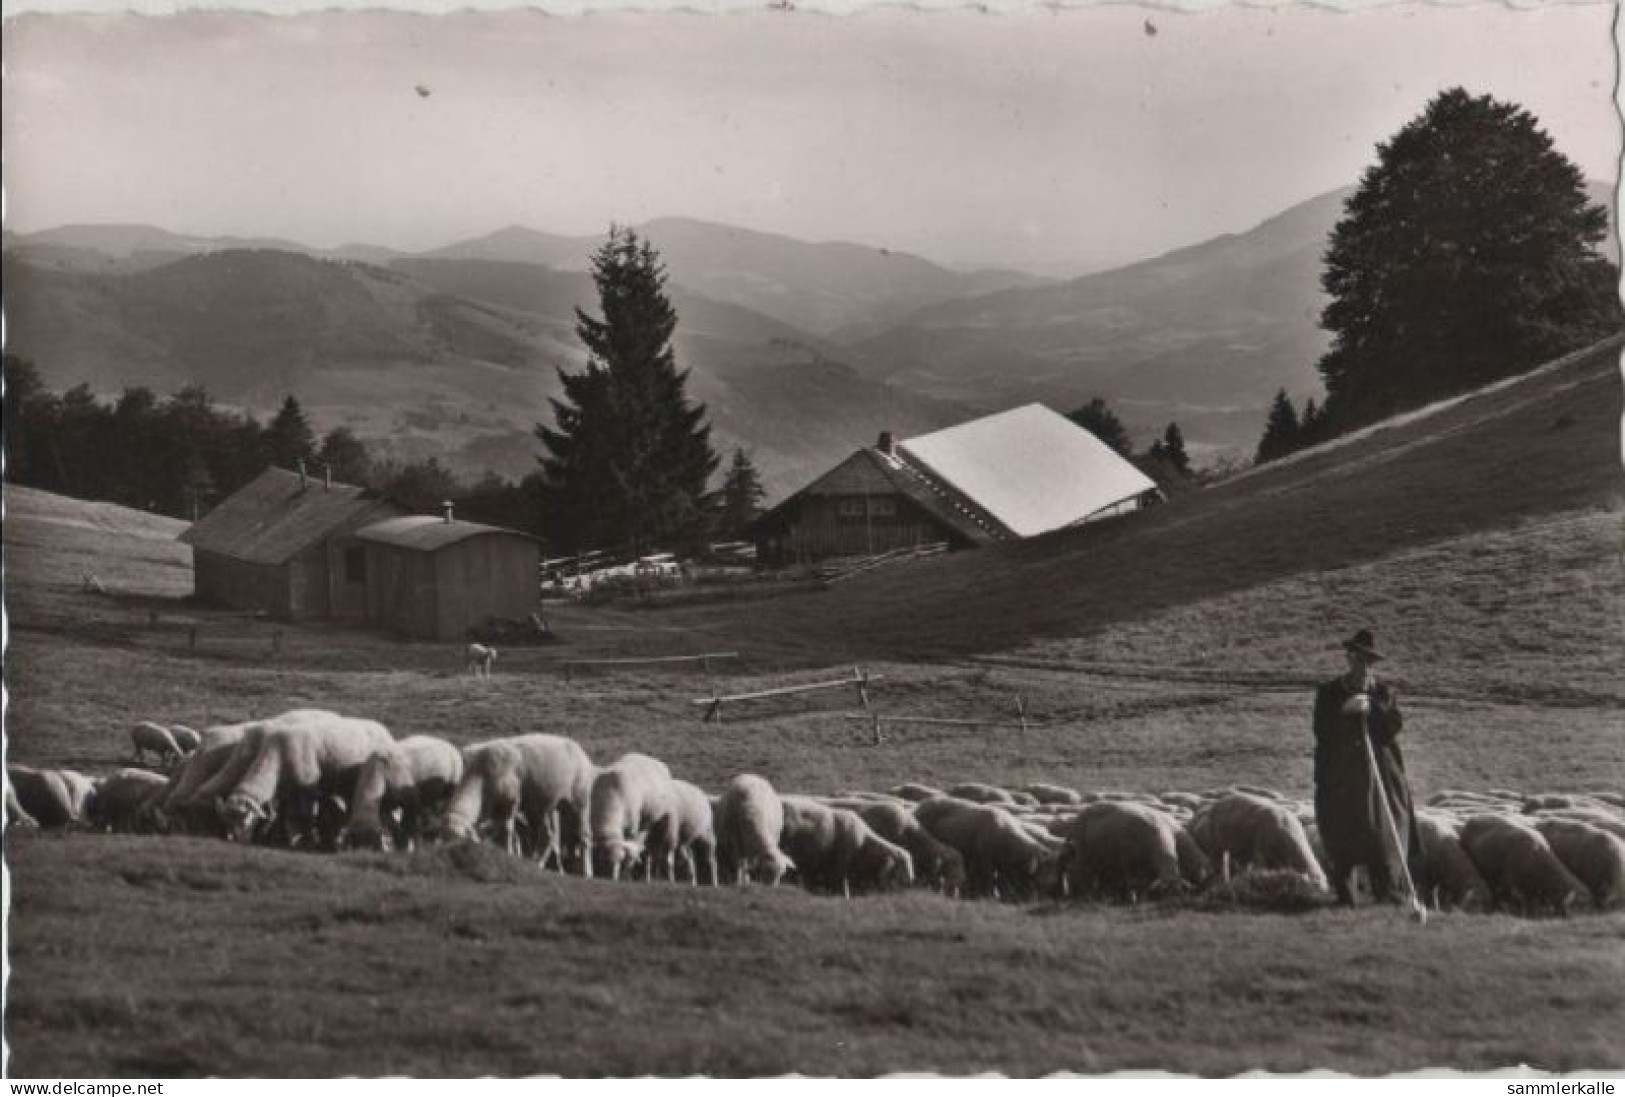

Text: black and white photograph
xmin=2 ymin=0 xmax=1622 ymax=1078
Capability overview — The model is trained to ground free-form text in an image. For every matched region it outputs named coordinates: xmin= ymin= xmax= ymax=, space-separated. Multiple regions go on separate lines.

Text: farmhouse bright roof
xmin=896 ymin=404 xmax=1159 ymax=538
xmin=178 ymin=466 xmax=397 ymax=565
xmin=353 ymin=515 xmax=539 ymax=551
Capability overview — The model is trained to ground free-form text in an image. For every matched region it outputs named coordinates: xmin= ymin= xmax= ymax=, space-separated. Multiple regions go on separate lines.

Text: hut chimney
xmin=877 ymin=431 xmax=895 ymax=456
xmin=297 ymin=458 xmax=308 ymax=490
xmin=323 ymin=463 xmax=332 ymax=491
xmin=441 ymin=500 xmax=455 ymax=524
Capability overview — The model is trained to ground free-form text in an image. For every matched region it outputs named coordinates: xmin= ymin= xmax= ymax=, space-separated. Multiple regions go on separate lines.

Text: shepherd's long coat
xmin=1312 ymin=675 xmax=1423 ymax=901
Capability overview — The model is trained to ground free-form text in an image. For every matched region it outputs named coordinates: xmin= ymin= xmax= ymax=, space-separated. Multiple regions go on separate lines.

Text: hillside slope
xmin=1 ymin=250 xmax=965 ymax=497
xmin=668 ymin=339 xmax=1625 ymax=663
xmin=850 ymin=180 xmax=1618 ymax=455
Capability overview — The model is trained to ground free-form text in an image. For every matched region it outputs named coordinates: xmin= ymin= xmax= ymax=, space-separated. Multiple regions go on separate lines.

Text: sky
xmin=2 ymin=2 xmax=1619 ymax=274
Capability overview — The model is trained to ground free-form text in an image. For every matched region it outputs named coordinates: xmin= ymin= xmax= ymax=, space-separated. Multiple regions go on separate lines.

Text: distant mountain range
xmin=5 ymin=180 xmax=1614 ymax=492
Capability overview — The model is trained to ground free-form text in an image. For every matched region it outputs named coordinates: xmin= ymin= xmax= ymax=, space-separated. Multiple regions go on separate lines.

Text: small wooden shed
xmin=178 ymin=466 xmax=403 ymax=619
xmin=353 ymin=513 xmax=541 ymax=641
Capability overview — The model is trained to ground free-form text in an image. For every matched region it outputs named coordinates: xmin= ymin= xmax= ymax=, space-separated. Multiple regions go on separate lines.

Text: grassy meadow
xmin=3 ymin=343 xmax=1624 ymax=1076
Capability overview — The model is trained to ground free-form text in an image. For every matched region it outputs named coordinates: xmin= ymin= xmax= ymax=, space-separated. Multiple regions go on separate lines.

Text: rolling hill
xmin=848 ymin=180 xmax=1618 ymax=456
xmin=0 ymin=249 xmax=966 ymax=498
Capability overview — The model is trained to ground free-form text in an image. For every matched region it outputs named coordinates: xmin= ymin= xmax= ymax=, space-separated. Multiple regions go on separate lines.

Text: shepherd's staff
xmin=1358 ymin=707 xmax=1428 ymax=925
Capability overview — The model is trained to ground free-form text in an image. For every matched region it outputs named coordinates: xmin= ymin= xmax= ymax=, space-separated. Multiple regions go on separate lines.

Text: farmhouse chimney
xmin=877 ymin=431 xmax=895 ymax=456
xmin=297 ymin=458 xmax=308 ymax=490
xmin=441 ymin=500 xmax=455 ymax=524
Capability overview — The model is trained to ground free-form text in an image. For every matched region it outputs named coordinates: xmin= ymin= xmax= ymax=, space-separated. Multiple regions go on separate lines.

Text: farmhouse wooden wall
xmin=193 ymin=552 xmax=293 ymax=616
xmin=763 ymin=494 xmax=951 ymax=561
xmin=363 ymin=534 xmax=539 ymax=640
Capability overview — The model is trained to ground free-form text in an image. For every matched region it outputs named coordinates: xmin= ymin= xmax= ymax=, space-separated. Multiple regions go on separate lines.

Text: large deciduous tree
xmin=1317 ymin=87 xmax=1621 ymax=429
xmin=536 ymin=227 xmax=719 ymax=553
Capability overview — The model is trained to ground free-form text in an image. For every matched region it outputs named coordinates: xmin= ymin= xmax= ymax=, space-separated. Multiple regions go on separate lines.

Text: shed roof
xmin=179 ymin=466 xmax=399 ymax=565
xmin=353 ymin=515 xmax=539 ymax=552
xmin=897 ymin=404 xmax=1158 ymax=538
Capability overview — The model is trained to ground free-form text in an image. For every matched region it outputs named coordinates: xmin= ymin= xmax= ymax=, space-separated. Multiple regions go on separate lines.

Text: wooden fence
xmin=692 ymin=666 xmax=883 ymax=725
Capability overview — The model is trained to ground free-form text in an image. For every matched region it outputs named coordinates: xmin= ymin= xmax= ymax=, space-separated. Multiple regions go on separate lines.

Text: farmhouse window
xmin=869 ymin=498 xmax=897 ymax=517
xmin=837 ymin=498 xmax=867 ymax=520
xmin=344 ymin=546 xmax=367 ymax=584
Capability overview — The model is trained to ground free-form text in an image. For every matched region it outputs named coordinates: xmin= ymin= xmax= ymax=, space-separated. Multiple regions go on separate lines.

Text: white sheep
xmin=168 ymin=725 xmax=202 ymax=754
xmin=779 ymin=796 xmax=913 ymax=898
xmin=466 ymin=643 xmax=498 ymax=678
xmin=6 ymin=770 xmax=44 ymax=829
xmin=670 ymin=780 xmax=719 ymax=886
xmin=944 ymin=782 xmax=1018 ymax=806
xmin=587 ymin=753 xmax=679 ymax=881
xmin=215 ymin=710 xmax=396 ymax=845
xmin=1532 ymin=816 xmax=1625 ymax=910
xmin=1460 ymin=814 xmax=1589 ymax=916
xmin=1024 ymin=782 xmax=1084 ymax=806
xmin=129 ymin=721 xmax=186 ymax=770
xmin=1188 ymin=792 xmax=1328 ymax=890
xmin=8 ymin=765 xmax=84 ymax=829
xmin=442 ymin=734 xmax=598 ymax=872
xmin=340 ymin=736 xmax=466 ymax=852
xmin=1051 ymin=801 xmax=1192 ymax=902
xmin=88 ymin=769 xmax=170 ymax=833
xmin=1414 ymin=811 xmax=1493 ymax=912
xmin=714 ymin=774 xmax=796 ymax=887
xmin=843 ymin=798 xmax=967 ymax=896
xmin=154 ymin=721 xmax=259 ymax=834
xmin=912 ymin=797 xmax=1065 ymax=900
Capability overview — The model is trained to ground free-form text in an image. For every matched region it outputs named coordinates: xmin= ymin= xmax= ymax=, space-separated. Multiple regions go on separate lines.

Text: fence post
xmin=188 ymin=626 xmax=198 ymax=652
xmin=148 ymin=610 xmax=158 ymax=627
xmin=1016 ymin=695 xmax=1029 ymax=732
xmin=854 ymin=666 xmax=871 ymax=710
xmin=272 ymin=629 xmax=283 ymax=656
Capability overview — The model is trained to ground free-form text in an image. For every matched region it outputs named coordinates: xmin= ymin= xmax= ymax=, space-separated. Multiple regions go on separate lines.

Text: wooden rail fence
xmin=692 ymin=666 xmax=882 ymax=724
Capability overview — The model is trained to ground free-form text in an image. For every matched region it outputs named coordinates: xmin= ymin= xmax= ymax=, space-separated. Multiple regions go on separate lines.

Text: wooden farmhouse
xmin=751 ymin=404 xmax=1162 ymax=564
xmin=179 ymin=465 xmax=404 ymax=619
xmin=180 ymin=465 xmax=540 ymax=639
xmin=353 ymin=514 xmax=541 ymax=641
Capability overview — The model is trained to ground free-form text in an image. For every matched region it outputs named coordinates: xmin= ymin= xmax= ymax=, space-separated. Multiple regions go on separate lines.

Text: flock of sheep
xmin=6 ymin=708 xmax=1624 ymax=916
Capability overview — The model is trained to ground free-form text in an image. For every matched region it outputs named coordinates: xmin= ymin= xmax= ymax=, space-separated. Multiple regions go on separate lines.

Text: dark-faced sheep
xmin=443 ymin=735 xmax=598 ymax=871
xmin=586 ymin=753 xmax=679 ymax=881
xmin=216 ymin=710 xmax=395 ymax=845
xmin=912 ymin=798 xmax=1065 ymax=901
xmin=341 ymin=736 xmax=466 ymax=852
xmin=714 ymin=774 xmax=795 ymax=886
xmin=1460 ymin=814 xmax=1589 ymax=916
xmin=1533 ymin=817 xmax=1625 ymax=910
xmin=1188 ymin=792 xmax=1328 ymax=891
xmin=1414 ymin=811 xmax=1492 ymax=912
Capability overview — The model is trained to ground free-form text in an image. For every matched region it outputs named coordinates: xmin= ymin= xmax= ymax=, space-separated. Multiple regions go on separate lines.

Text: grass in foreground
xmin=6 ymin=834 xmax=1624 ymax=1077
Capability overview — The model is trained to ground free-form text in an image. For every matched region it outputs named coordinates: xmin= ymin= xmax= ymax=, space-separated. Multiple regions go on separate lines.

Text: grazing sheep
xmin=847 ymin=799 xmax=968 ymax=896
xmin=1460 ymin=814 xmax=1589 ymax=916
xmin=88 ymin=769 xmax=170 ymax=834
xmin=1533 ymin=808 xmax=1625 ymax=843
xmin=1158 ymin=791 xmax=1206 ymax=812
xmin=129 ymin=721 xmax=185 ymax=770
xmin=714 ymin=774 xmax=796 ymax=887
xmin=888 ymin=782 xmax=945 ymax=803
xmin=443 ymin=735 xmax=598 ymax=872
xmin=156 ymin=721 xmax=262 ymax=833
xmin=8 ymin=766 xmax=78 ymax=828
xmin=466 ymin=643 xmax=498 ymax=678
xmin=340 ymin=736 xmax=466 ymax=852
xmin=912 ymin=797 xmax=1065 ymax=901
xmin=586 ymin=753 xmax=679 ymax=881
xmin=779 ymin=797 xmax=912 ymax=898
xmin=1533 ymin=817 xmax=1625 ymax=910
xmin=169 ymin=725 xmax=202 ymax=754
xmin=1189 ymin=792 xmax=1329 ymax=891
xmin=670 ymin=780 xmax=719 ymax=886
xmin=1051 ymin=801 xmax=1188 ymax=902
xmin=1023 ymin=782 xmax=1083 ymax=806
xmin=1414 ymin=811 xmax=1492 ymax=912
xmin=944 ymin=782 xmax=1018 ymax=806
xmin=57 ymin=771 xmax=100 ymax=824
xmin=6 ymin=774 xmax=40 ymax=829
xmin=216 ymin=710 xmax=395 ymax=845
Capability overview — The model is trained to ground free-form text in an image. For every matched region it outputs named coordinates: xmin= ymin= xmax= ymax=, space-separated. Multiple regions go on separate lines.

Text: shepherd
xmin=1312 ymin=629 xmax=1425 ymax=910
